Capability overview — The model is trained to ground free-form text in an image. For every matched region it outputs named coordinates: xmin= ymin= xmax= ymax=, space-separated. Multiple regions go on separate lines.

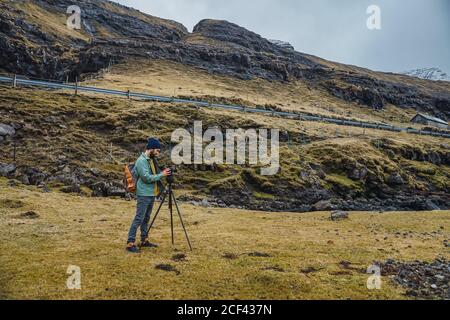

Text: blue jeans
xmin=127 ymin=196 xmax=155 ymax=244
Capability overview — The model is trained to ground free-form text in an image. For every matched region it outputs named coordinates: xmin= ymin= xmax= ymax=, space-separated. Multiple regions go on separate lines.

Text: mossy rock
xmin=208 ymin=174 xmax=245 ymax=190
xmin=325 ymin=173 xmax=364 ymax=192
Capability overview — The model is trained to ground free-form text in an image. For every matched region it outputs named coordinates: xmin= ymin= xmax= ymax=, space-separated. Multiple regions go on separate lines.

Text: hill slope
xmin=0 ymin=0 xmax=449 ymax=120
xmin=0 ymin=85 xmax=449 ymax=212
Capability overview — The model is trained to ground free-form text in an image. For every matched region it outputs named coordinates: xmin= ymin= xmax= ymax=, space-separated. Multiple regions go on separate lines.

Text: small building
xmin=411 ymin=113 xmax=448 ymax=129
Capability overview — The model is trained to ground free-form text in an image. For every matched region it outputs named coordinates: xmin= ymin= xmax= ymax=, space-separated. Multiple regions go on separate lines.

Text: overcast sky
xmin=113 ymin=0 xmax=449 ymax=74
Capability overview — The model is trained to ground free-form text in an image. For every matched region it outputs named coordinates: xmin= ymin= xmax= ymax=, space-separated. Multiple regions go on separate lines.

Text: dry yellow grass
xmin=0 ymin=177 xmax=448 ymax=300
xmin=85 ymin=58 xmax=424 ymax=127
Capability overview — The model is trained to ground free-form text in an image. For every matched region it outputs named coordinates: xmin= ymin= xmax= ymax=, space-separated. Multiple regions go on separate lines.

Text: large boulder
xmin=387 ymin=173 xmax=405 ymax=186
xmin=425 ymin=200 xmax=440 ymax=211
xmin=313 ymin=199 xmax=334 ymax=211
xmin=91 ymin=181 xmax=126 ymax=198
xmin=348 ymin=164 xmax=369 ymax=181
xmin=61 ymin=184 xmax=82 ymax=194
xmin=0 ymin=123 xmax=15 ymax=137
xmin=0 ymin=163 xmax=16 ymax=177
xmin=22 ymin=167 xmax=47 ymax=185
xmin=330 ymin=210 xmax=349 ymax=221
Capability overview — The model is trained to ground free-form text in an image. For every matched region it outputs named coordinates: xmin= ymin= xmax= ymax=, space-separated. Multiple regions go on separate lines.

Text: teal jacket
xmin=135 ymin=153 xmax=164 ymax=197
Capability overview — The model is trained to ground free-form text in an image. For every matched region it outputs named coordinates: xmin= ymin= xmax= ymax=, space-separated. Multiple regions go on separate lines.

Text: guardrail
xmin=1 ymin=74 xmax=449 ymax=139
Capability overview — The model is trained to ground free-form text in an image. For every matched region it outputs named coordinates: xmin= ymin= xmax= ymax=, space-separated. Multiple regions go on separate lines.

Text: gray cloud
xmin=113 ymin=0 xmax=450 ymax=73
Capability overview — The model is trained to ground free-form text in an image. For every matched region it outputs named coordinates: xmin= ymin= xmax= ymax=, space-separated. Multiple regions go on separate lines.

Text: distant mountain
xmin=402 ymin=68 xmax=450 ymax=82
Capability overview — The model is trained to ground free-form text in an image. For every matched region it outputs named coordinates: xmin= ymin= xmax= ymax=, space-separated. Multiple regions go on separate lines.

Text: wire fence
xmin=1 ymin=73 xmax=449 ymax=139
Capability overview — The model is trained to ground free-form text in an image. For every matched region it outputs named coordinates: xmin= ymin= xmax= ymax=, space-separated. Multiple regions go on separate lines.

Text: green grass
xmin=253 ymin=191 xmax=276 ymax=200
xmin=325 ymin=173 xmax=364 ymax=191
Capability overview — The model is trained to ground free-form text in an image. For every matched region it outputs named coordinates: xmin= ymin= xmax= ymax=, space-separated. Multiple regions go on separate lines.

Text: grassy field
xmin=0 ymin=177 xmax=448 ymax=300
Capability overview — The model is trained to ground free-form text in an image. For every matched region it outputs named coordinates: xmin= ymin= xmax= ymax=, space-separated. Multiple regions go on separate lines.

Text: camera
xmin=163 ymin=165 xmax=177 ymax=184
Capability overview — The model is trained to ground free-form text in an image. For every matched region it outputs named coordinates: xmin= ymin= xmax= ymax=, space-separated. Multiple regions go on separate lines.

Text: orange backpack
xmin=123 ymin=164 xmax=138 ymax=193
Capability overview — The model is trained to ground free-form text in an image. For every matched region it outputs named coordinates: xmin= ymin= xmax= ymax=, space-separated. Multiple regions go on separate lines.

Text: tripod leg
xmin=171 ymin=191 xmax=193 ymax=251
xmin=168 ymin=189 xmax=174 ymax=246
xmin=146 ymin=192 xmax=167 ymax=235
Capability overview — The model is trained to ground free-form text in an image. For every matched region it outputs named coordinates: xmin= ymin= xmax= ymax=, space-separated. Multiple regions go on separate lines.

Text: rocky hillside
xmin=0 ymin=85 xmax=449 ymax=212
xmin=0 ymin=0 xmax=449 ymax=119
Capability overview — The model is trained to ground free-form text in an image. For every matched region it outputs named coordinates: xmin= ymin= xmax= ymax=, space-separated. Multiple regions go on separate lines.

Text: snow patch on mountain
xmin=402 ymin=68 xmax=449 ymax=82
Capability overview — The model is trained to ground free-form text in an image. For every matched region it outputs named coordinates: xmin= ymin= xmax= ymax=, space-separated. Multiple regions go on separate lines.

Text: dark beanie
xmin=146 ymin=138 xmax=161 ymax=150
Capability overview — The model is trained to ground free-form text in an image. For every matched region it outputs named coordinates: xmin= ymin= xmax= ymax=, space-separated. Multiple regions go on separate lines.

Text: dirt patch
xmin=222 ymin=252 xmax=239 ymax=260
xmin=17 ymin=211 xmax=39 ymax=219
xmin=248 ymin=252 xmax=272 ymax=258
xmin=330 ymin=271 xmax=352 ymax=276
xmin=155 ymin=264 xmax=180 ymax=275
xmin=0 ymin=199 xmax=25 ymax=209
xmin=261 ymin=266 xmax=285 ymax=272
xmin=171 ymin=253 xmax=187 ymax=262
xmin=338 ymin=261 xmax=365 ymax=273
xmin=300 ymin=266 xmax=326 ymax=274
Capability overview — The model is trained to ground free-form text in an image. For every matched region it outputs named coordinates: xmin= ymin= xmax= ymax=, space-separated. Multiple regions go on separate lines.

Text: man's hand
xmin=162 ymin=168 xmax=172 ymax=177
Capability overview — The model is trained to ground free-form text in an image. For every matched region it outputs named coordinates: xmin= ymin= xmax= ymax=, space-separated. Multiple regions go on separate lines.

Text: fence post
xmin=12 ymin=74 xmax=17 ymax=88
xmin=13 ymin=139 xmax=16 ymax=163
xmin=75 ymin=76 xmax=78 ymax=96
xmin=127 ymin=90 xmax=131 ymax=100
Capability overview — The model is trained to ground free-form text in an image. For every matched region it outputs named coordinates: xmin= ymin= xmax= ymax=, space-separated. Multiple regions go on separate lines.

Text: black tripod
xmin=146 ymin=182 xmax=193 ymax=251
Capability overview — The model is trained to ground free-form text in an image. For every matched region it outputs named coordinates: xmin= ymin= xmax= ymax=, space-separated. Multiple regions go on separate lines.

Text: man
xmin=126 ymin=138 xmax=171 ymax=254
